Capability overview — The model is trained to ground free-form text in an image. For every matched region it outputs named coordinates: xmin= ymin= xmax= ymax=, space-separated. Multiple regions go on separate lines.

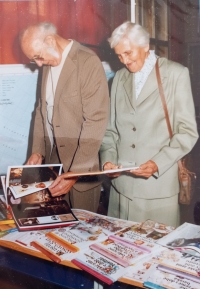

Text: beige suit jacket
xmin=31 ymin=41 xmax=109 ymax=182
xmin=100 ymin=57 xmax=198 ymax=200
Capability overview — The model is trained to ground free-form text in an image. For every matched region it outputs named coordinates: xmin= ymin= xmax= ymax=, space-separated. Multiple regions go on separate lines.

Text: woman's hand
xmin=130 ymin=160 xmax=158 ymax=178
xmin=103 ymin=162 xmax=122 ymax=178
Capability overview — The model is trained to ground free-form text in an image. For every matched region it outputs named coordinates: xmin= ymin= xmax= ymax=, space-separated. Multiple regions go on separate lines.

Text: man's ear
xmin=44 ymin=35 xmax=56 ymax=48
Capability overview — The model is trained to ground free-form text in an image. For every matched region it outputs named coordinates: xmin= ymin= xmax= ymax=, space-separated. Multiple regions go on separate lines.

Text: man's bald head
xmin=20 ymin=22 xmax=57 ymax=59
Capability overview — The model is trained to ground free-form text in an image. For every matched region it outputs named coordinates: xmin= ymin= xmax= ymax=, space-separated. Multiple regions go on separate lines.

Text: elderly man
xmin=20 ymin=22 xmax=109 ymax=212
xmin=100 ymin=22 xmax=198 ymax=227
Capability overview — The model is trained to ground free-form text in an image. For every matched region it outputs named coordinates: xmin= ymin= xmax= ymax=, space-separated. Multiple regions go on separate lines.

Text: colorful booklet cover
xmin=71 ymin=248 xmax=127 ymax=285
xmin=157 ymin=222 xmax=200 ymax=257
xmin=111 ymin=219 xmax=174 ymax=253
xmin=7 ymin=188 xmax=79 ymax=231
xmin=6 ymin=165 xmax=62 ymax=199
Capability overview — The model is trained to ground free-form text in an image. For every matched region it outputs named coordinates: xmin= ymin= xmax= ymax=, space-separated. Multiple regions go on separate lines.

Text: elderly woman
xmin=100 ymin=22 xmax=198 ymax=227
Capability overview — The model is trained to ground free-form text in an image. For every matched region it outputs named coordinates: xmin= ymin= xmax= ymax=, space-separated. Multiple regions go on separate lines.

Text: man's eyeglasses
xmin=30 ymin=56 xmax=44 ymax=64
xmin=30 ymin=41 xmax=44 ymax=64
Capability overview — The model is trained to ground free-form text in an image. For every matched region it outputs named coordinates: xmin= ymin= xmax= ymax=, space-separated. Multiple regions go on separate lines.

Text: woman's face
xmin=114 ymin=37 xmax=149 ymax=73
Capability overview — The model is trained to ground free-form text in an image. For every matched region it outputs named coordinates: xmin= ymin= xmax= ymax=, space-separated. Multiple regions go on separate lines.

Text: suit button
xmin=133 ymin=127 xmax=136 ymax=131
xmin=131 ymin=144 xmax=135 ymax=148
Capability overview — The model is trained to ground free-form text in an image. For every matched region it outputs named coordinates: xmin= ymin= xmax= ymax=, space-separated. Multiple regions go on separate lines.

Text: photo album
xmin=2 ymin=165 xmax=79 ymax=231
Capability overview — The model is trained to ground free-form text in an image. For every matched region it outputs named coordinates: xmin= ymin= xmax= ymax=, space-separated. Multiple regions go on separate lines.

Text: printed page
xmin=6 ymin=164 xmax=62 ymax=198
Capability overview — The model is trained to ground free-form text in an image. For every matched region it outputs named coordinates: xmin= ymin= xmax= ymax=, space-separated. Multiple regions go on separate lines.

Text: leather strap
xmin=155 ymin=59 xmax=183 ymax=170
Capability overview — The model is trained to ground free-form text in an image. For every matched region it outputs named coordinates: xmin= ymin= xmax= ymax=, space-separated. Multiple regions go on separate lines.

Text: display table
xmin=0 ymin=246 xmax=135 ymax=289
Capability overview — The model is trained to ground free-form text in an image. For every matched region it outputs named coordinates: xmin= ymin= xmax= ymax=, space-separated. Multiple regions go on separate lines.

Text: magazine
xmin=157 ymin=222 xmax=200 ymax=257
xmin=90 ymin=237 xmax=147 ymax=267
xmin=61 ymin=165 xmax=139 ymax=178
xmin=111 ymin=219 xmax=175 ymax=253
xmin=45 ymin=222 xmax=108 ymax=254
xmin=6 ymin=165 xmax=63 ymax=198
xmin=30 ymin=234 xmax=73 ymax=263
xmin=7 ymin=187 xmax=79 ymax=231
xmin=71 ymin=209 xmax=137 ymax=236
xmin=71 ymin=248 xmax=127 ymax=285
xmin=120 ymin=246 xmax=200 ymax=288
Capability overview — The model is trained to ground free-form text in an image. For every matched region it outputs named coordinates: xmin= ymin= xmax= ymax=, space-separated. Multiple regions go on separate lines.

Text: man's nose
xmin=35 ymin=59 xmax=43 ymax=67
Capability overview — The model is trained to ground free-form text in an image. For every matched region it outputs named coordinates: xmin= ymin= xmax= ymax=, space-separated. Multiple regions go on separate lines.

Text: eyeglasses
xmin=30 ymin=41 xmax=44 ymax=64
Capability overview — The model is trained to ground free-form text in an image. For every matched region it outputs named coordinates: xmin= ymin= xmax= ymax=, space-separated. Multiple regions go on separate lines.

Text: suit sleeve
xmin=100 ymin=71 xmax=120 ymax=167
xmin=69 ymin=55 xmax=109 ymax=172
xmin=151 ymin=67 xmax=199 ymax=176
xmin=31 ymin=95 xmax=46 ymax=157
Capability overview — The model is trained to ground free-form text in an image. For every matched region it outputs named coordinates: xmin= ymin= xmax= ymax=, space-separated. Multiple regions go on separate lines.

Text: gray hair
xmin=20 ymin=22 xmax=57 ymax=50
xmin=108 ymin=21 xmax=150 ymax=48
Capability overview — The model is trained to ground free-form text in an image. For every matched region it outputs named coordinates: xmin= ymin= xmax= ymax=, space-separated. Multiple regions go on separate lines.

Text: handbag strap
xmin=155 ymin=59 xmax=183 ymax=170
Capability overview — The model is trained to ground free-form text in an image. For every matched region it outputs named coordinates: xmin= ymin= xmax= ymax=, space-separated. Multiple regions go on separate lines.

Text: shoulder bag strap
xmin=155 ymin=59 xmax=183 ymax=170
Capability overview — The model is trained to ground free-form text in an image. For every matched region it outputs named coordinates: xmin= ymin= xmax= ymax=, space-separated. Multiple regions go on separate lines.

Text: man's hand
xmin=48 ymin=174 xmax=78 ymax=197
xmin=130 ymin=160 xmax=158 ymax=178
xmin=103 ymin=162 xmax=122 ymax=178
xmin=26 ymin=153 xmax=43 ymax=165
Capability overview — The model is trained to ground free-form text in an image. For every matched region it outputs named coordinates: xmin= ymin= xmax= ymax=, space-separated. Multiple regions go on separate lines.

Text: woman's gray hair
xmin=108 ymin=21 xmax=149 ymax=48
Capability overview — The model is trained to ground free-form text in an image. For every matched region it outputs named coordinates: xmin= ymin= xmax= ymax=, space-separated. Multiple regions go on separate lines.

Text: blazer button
xmin=133 ymin=127 xmax=136 ymax=131
xmin=131 ymin=144 xmax=135 ymax=148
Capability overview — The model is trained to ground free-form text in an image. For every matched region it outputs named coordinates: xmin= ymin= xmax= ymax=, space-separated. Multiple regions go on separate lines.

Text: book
xmin=157 ymin=222 xmax=200 ymax=257
xmin=6 ymin=165 xmax=63 ymax=198
xmin=7 ymin=187 xmax=79 ymax=231
xmin=71 ymin=248 xmax=127 ymax=285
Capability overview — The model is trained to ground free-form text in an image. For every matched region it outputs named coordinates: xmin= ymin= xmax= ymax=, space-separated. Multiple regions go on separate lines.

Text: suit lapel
xmin=41 ymin=66 xmax=50 ymax=117
xmin=123 ymin=70 xmax=136 ymax=110
xmin=136 ymin=57 xmax=167 ymax=106
xmin=54 ymin=41 xmax=80 ymax=106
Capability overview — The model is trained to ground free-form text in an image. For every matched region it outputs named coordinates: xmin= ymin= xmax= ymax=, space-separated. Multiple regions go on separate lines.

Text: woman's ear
xmin=144 ymin=44 xmax=150 ymax=52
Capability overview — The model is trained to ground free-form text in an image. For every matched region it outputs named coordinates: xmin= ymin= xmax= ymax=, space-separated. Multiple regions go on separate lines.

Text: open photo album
xmin=2 ymin=165 xmax=79 ymax=231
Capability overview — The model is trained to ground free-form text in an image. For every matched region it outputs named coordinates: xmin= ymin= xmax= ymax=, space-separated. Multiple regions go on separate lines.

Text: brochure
xmin=6 ymin=165 xmax=63 ymax=199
